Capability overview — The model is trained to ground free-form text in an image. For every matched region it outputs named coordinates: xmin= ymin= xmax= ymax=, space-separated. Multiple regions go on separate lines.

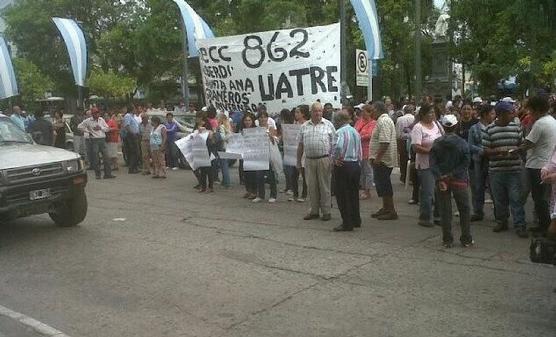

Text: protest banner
xmin=175 ymin=131 xmax=211 ymax=170
xmin=242 ymin=127 xmax=269 ymax=171
xmin=197 ymin=23 xmax=341 ymax=113
xmin=281 ymin=124 xmax=301 ymax=166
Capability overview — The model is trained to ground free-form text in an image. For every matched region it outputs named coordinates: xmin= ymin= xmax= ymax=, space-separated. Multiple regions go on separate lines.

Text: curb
xmin=0 ymin=305 xmax=70 ymax=337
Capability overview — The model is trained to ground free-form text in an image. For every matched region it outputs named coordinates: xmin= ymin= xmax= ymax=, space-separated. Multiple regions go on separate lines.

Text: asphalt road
xmin=1 ymin=168 xmax=555 ymax=337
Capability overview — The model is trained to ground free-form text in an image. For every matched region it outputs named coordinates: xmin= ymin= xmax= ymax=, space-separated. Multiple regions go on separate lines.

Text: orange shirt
xmin=106 ymin=119 xmax=120 ymax=143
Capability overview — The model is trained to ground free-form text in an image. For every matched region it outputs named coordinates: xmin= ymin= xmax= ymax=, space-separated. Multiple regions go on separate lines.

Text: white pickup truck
xmin=0 ymin=115 xmax=88 ymax=226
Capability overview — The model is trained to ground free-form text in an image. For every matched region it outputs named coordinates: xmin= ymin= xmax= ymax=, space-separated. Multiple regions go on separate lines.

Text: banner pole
xmin=180 ymin=18 xmax=190 ymax=109
xmin=367 ymin=59 xmax=373 ymax=102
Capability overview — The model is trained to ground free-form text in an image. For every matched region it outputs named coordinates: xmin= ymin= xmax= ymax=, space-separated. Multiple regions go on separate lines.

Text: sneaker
xmin=377 ymin=211 xmax=398 ymax=221
xmin=485 ymin=199 xmax=493 ymax=204
xmin=252 ymin=197 xmax=263 ymax=203
xmin=408 ymin=199 xmax=418 ymax=205
xmin=288 ymin=197 xmax=294 ymax=202
xmin=285 ymin=190 xmax=293 ymax=196
xmin=461 ymin=240 xmax=474 ymax=248
xmin=296 ymin=198 xmax=305 ymax=202
xmin=371 ymin=208 xmax=387 ymax=218
xmin=442 ymin=241 xmax=453 ymax=248
xmin=172 ymin=167 xmax=179 ymax=171
xmin=516 ymin=228 xmax=529 ymax=238
xmin=268 ymin=198 xmax=276 ymax=203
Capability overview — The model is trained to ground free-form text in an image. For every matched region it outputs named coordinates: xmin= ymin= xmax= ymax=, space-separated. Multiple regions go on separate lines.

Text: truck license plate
xmin=29 ymin=188 xmax=51 ymax=200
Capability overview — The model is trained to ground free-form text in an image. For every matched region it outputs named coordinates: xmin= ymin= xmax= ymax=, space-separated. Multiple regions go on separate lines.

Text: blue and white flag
xmin=53 ymin=17 xmax=87 ymax=87
xmin=173 ymin=0 xmax=215 ymax=58
xmin=0 ymin=37 xmax=18 ymax=99
xmin=350 ymin=0 xmax=384 ymax=60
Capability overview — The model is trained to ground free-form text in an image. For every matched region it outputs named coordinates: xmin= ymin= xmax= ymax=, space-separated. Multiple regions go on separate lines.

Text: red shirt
xmin=106 ymin=119 xmax=120 ymax=143
xmin=354 ymin=118 xmax=377 ymax=159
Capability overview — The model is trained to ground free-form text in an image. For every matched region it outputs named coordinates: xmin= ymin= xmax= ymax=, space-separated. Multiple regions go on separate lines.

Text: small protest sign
xmin=281 ymin=124 xmax=301 ymax=166
xmin=242 ymin=127 xmax=269 ymax=171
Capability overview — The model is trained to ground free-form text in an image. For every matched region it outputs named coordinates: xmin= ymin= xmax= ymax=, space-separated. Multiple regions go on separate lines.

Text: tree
xmin=88 ymin=68 xmax=136 ymax=99
xmin=12 ymin=58 xmax=54 ymax=111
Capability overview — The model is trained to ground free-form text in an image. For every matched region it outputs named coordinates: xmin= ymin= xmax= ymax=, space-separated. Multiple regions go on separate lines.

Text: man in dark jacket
xmin=29 ymin=111 xmax=54 ymax=146
xmin=430 ymin=114 xmax=473 ymax=248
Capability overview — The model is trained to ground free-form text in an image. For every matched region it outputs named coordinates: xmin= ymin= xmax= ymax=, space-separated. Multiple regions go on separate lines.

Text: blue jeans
xmin=489 ymin=171 xmax=526 ymax=229
xmin=219 ymin=158 xmax=230 ymax=187
xmin=471 ymin=158 xmax=489 ymax=216
xmin=417 ymin=169 xmax=435 ymax=222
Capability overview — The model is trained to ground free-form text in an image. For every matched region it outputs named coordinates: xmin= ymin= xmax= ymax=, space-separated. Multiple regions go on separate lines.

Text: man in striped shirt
xmin=332 ymin=110 xmax=363 ymax=232
xmin=482 ymin=101 xmax=527 ymax=237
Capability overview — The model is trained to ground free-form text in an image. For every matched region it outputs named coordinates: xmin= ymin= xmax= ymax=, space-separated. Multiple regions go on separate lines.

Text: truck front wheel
xmin=49 ymin=187 xmax=88 ymax=227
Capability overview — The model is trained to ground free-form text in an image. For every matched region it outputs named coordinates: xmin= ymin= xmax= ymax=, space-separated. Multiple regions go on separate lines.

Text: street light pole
xmin=415 ymin=0 xmax=422 ymax=103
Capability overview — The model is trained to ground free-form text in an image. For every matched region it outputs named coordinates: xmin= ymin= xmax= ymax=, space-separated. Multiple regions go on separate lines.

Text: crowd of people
xmin=5 ymin=93 xmax=556 ymax=248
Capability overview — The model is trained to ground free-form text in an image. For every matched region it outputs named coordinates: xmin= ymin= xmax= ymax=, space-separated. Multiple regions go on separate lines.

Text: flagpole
xmin=340 ymin=0 xmax=348 ymax=103
xmin=367 ymin=60 xmax=373 ymax=102
xmin=78 ymin=85 xmax=83 ymax=109
xmin=180 ymin=18 xmax=190 ymax=109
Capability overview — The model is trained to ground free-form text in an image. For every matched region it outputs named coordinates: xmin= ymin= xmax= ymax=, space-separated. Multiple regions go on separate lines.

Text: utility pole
xmin=180 ymin=18 xmax=190 ymax=109
xmin=415 ymin=0 xmax=422 ymax=103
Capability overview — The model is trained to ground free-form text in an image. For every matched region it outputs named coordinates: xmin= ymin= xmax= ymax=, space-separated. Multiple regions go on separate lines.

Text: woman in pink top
xmin=411 ymin=104 xmax=443 ymax=227
xmin=354 ymin=104 xmax=377 ymax=200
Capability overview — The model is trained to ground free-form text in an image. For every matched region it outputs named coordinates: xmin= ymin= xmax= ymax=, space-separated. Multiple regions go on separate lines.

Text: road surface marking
xmin=0 ymin=304 xmax=70 ymax=337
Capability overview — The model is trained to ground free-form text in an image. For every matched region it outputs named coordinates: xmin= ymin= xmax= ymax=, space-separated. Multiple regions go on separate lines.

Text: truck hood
xmin=0 ymin=143 xmax=80 ymax=170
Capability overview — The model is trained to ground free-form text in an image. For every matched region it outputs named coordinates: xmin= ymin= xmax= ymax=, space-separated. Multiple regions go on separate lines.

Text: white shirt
xmin=396 ymin=114 xmax=415 ymax=140
xmin=255 ymin=117 xmax=276 ymax=129
xmin=77 ymin=117 xmax=110 ymax=139
xmin=299 ymin=118 xmax=336 ymax=158
xmin=526 ymin=115 xmax=556 ymax=169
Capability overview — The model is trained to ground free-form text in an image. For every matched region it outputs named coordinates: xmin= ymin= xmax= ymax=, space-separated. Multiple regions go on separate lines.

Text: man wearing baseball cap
xmin=430 ymin=114 xmax=473 ymax=248
xmin=482 ymin=101 xmax=527 ymax=238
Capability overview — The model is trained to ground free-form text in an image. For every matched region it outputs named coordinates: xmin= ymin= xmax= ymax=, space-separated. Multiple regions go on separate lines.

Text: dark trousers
xmin=166 ymin=141 xmax=179 ymax=168
xmin=85 ymin=138 xmax=93 ymax=166
xmin=409 ymin=161 xmax=419 ymax=202
xmin=244 ymin=170 xmax=257 ymax=194
xmin=397 ymin=139 xmax=409 ymax=182
xmin=528 ymin=168 xmax=551 ymax=231
xmin=437 ymin=185 xmax=472 ymax=245
xmin=470 ymin=158 xmax=489 ymax=216
xmin=124 ymin=133 xmax=139 ymax=172
xmin=334 ymin=162 xmax=361 ymax=228
xmin=292 ymin=166 xmax=307 ymax=199
xmin=256 ymin=168 xmax=277 ymax=199
xmin=372 ymin=163 xmax=393 ymax=197
xmin=90 ymin=138 xmax=111 ymax=178
xmin=200 ymin=163 xmax=214 ymax=190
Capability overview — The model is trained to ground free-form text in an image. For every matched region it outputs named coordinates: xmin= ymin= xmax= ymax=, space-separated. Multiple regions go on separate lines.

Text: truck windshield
xmin=0 ymin=117 xmax=33 ymax=144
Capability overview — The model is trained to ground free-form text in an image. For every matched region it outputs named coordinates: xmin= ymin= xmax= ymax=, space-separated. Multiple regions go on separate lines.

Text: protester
xmin=297 ymin=102 xmax=336 ymax=221
xmin=540 ymin=145 xmax=556 ymax=238
xmin=164 ymin=112 xmax=180 ymax=170
xmin=150 ymin=116 xmax=167 ymax=179
xmin=332 ymin=111 xmax=362 ymax=232
xmin=106 ymin=111 xmax=120 ymax=171
xmin=514 ymin=96 xmax=556 ymax=235
xmin=468 ymin=104 xmax=496 ymax=221
xmin=289 ymin=105 xmax=309 ymax=202
xmin=456 ymin=100 xmax=478 ymax=142
xmin=9 ymin=106 xmax=25 ymax=131
xmin=197 ymin=115 xmax=216 ymax=192
xmin=122 ymin=106 xmax=140 ymax=174
xmin=217 ymin=112 xmax=232 ymax=188
xmin=279 ymin=108 xmax=295 ymax=195
xmin=430 ymin=114 xmax=473 ymax=248
xmin=411 ymin=104 xmax=443 ymax=226
xmin=29 ymin=110 xmax=53 ymax=146
xmin=139 ymin=113 xmax=153 ymax=175
xmin=369 ymin=101 xmax=399 ymax=220
xmin=70 ymin=110 xmax=87 ymax=160
xmin=395 ymin=104 xmax=415 ymax=183
xmin=78 ymin=108 xmax=115 ymax=180
xmin=240 ymin=113 xmax=257 ymax=199
xmin=251 ymin=111 xmax=278 ymax=203
xmin=482 ymin=101 xmax=527 ymax=238
xmin=354 ymin=104 xmax=376 ymax=200
xmin=53 ymin=110 xmax=66 ymax=149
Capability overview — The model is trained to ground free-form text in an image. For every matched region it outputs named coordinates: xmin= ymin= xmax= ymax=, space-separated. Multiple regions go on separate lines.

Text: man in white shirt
xmin=78 ymin=108 xmax=115 ymax=180
xmin=297 ymin=102 xmax=336 ymax=221
xmin=515 ymin=96 xmax=556 ymax=235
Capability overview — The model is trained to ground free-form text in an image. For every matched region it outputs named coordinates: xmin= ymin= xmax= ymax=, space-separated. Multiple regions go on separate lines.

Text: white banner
xmin=242 ymin=127 xmax=269 ymax=171
xmin=197 ymin=23 xmax=341 ymax=113
xmin=281 ymin=124 xmax=301 ymax=166
xmin=175 ymin=131 xmax=211 ymax=170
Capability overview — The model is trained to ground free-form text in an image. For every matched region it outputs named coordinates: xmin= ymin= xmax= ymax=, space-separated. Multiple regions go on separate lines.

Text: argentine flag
xmin=173 ymin=0 xmax=215 ymax=58
xmin=0 ymin=37 xmax=18 ymax=99
xmin=350 ymin=0 xmax=384 ymax=60
xmin=53 ymin=17 xmax=87 ymax=87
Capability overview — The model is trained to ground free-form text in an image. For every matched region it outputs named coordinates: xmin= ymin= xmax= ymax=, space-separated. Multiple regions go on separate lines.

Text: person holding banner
xmin=332 ymin=111 xmax=363 ymax=232
xmin=289 ymin=105 xmax=310 ymax=202
xmin=240 ymin=113 xmax=258 ymax=199
xmin=252 ymin=111 xmax=278 ymax=203
xmin=297 ymin=102 xmax=336 ymax=221
xmin=217 ymin=112 xmax=233 ymax=188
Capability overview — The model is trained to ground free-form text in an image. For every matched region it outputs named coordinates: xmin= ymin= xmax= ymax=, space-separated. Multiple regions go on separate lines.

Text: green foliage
xmin=448 ymin=0 xmax=556 ymax=95
xmin=88 ymin=68 xmax=136 ymax=98
xmin=12 ymin=58 xmax=54 ymax=110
